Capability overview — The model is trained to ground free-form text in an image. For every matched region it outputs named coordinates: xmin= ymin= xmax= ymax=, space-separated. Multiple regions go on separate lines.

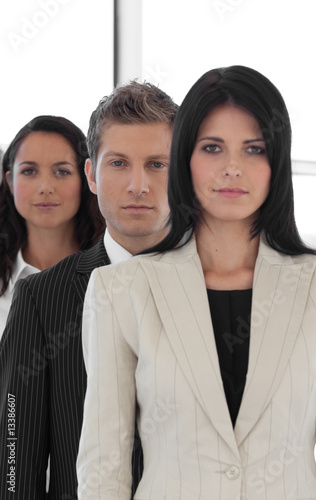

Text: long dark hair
xmin=0 ymin=115 xmax=105 ymax=296
xmin=145 ymin=65 xmax=315 ymax=256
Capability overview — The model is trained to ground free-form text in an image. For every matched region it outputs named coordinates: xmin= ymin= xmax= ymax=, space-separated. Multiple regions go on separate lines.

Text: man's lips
xmin=214 ymin=188 xmax=248 ymax=198
xmin=123 ymin=205 xmax=153 ymax=213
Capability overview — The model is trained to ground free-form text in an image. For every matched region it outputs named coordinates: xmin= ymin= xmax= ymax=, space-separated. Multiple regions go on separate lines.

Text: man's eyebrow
xmin=102 ymin=151 xmax=129 ymax=158
xmin=146 ymin=154 xmax=170 ymax=161
xmin=102 ymin=152 xmax=170 ymax=161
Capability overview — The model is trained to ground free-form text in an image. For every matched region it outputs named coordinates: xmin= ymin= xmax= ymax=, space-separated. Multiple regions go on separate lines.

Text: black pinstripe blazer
xmin=0 ymin=238 xmax=143 ymax=500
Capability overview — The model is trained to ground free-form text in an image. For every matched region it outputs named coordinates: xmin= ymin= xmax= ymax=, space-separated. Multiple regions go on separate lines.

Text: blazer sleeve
xmin=0 ymin=278 xmax=49 ymax=500
xmin=77 ymin=267 xmax=138 ymax=500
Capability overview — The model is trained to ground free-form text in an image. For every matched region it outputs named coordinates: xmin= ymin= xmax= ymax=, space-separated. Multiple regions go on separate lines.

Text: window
xmin=142 ymin=0 xmax=316 ymax=245
xmin=0 ymin=0 xmax=114 ymax=148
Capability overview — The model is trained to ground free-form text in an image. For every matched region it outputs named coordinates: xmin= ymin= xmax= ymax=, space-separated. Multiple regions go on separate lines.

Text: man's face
xmin=85 ymin=122 xmax=172 ymax=254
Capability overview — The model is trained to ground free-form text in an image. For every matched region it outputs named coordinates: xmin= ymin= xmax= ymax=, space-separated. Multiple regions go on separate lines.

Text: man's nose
xmin=127 ymin=166 xmax=149 ymax=195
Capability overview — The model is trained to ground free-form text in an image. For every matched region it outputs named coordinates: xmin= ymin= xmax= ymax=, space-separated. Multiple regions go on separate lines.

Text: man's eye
xmin=152 ymin=162 xmax=164 ymax=169
xmin=112 ymin=160 xmax=124 ymax=167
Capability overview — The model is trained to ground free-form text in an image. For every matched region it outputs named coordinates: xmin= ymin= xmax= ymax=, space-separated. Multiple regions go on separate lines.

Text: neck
xmin=23 ymin=223 xmax=80 ymax=270
xmin=109 ymin=228 xmax=169 ymax=256
xmin=195 ymin=220 xmax=260 ymax=290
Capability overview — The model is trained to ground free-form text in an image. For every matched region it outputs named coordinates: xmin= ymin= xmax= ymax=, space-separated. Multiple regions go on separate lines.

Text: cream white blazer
xmin=77 ymin=234 xmax=316 ymax=500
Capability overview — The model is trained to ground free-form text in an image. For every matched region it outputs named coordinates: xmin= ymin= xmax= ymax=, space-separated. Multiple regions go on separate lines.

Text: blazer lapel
xmin=72 ymin=238 xmax=110 ymax=303
xmin=141 ymin=237 xmax=240 ymax=459
xmin=235 ymin=236 xmax=316 ymax=445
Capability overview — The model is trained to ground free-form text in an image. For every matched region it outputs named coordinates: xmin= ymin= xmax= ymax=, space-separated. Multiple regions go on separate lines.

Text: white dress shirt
xmin=0 ymin=250 xmax=39 ymax=338
xmin=103 ymin=228 xmax=132 ymax=265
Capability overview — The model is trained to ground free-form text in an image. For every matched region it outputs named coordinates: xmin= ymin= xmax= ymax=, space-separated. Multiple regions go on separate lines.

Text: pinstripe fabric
xmin=78 ymin=234 xmax=316 ymax=500
xmin=0 ymin=238 xmax=143 ymax=500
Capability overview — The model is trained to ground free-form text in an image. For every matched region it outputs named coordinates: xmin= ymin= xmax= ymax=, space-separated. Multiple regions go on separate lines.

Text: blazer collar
xmin=72 ymin=238 xmax=110 ymax=303
xmin=140 ymin=235 xmax=240 ymax=459
xmin=234 ymin=234 xmax=316 ymax=445
xmin=76 ymin=238 xmax=110 ymax=274
xmin=140 ymin=233 xmax=316 ymax=457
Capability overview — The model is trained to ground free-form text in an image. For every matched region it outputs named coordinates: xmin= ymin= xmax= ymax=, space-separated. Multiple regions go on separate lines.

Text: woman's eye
xmin=21 ymin=168 xmax=36 ymax=175
xmin=204 ymin=145 xmax=221 ymax=153
xmin=56 ymin=169 xmax=71 ymax=176
xmin=247 ymin=145 xmax=266 ymax=155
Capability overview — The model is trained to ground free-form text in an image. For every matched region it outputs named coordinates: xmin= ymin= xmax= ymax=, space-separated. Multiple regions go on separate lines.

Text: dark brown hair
xmin=0 ymin=115 xmax=105 ymax=296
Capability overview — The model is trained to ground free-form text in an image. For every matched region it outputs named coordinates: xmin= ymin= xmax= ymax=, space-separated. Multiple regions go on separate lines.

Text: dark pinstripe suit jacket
xmin=0 ymin=238 xmax=143 ymax=500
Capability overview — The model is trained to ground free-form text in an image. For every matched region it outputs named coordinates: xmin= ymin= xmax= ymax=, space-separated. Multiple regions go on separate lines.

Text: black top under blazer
xmin=0 ymin=239 xmax=143 ymax=500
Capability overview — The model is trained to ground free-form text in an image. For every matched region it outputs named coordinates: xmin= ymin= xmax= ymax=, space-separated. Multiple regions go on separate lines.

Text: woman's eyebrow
xmin=197 ymin=136 xmax=224 ymax=143
xmin=243 ymin=138 xmax=265 ymax=144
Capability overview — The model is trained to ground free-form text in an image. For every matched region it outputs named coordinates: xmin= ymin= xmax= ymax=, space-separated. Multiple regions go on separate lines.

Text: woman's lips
xmin=215 ymin=188 xmax=247 ymax=198
xmin=34 ymin=203 xmax=60 ymax=210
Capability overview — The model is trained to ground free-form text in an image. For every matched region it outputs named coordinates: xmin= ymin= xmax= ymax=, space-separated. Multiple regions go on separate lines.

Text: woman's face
xmin=190 ymin=104 xmax=271 ymax=228
xmin=6 ymin=131 xmax=82 ymax=232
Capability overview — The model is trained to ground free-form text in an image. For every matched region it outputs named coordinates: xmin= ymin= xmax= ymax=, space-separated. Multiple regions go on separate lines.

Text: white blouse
xmin=0 ymin=230 xmax=130 ymax=340
xmin=0 ymin=250 xmax=39 ymax=338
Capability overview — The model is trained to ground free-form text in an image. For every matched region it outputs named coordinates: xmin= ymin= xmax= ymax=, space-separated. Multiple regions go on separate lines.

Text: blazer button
xmin=225 ymin=465 xmax=240 ymax=480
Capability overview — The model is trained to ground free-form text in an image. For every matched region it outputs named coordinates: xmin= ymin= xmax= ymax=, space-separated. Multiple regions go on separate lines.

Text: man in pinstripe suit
xmin=0 ymin=81 xmax=178 ymax=500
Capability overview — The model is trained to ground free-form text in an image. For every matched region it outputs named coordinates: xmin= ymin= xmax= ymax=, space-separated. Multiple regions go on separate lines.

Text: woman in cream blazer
xmin=77 ymin=66 xmax=316 ymax=500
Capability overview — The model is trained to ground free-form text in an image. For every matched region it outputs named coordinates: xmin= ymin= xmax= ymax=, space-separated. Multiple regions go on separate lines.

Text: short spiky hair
xmin=87 ymin=81 xmax=178 ymax=172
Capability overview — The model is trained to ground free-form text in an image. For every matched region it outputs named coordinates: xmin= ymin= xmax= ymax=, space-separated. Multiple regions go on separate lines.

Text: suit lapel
xmin=235 ymin=236 xmax=316 ymax=445
xmin=140 ymin=237 xmax=240 ymax=459
xmin=140 ymin=235 xmax=315 ymax=457
xmin=72 ymin=238 xmax=110 ymax=303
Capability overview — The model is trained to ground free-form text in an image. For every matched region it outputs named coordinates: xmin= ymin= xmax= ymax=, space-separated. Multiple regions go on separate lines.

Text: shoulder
xmin=258 ymin=233 xmax=316 ymax=267
xmin=90 ymin=236 xmax=200 ymax=298
xmin=257 ymin=234 xmax=316 ymax=301
xmin=90 ymin=254 xmax=154 ymax=293
xmin=23 ymin=240 xmax=107 ymax=290
xmin=18 ymin=251 xmax=83 ymax=297
xmin=94 ymin=233 xmax=198 ymax=278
